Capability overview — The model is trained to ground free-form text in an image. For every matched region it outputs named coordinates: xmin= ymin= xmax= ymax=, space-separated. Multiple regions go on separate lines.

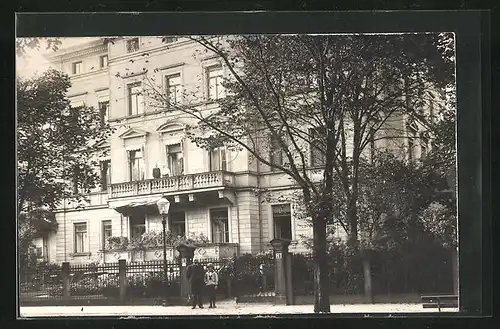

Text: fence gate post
xmin=119 ymin=259 xmax=127 ymax=303
xmin=62 ymin=262 xmax=70 ymax=299
xmin=270 ymin=238 xmax=291 ymax=305
xmin=285 ymin=252 xmax=294 ymax=305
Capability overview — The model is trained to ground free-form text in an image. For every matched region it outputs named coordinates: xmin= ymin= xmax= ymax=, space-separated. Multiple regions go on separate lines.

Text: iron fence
xmin=197 ymin=258 xmax=232 ymax=297
xmin=229 ymin=254 xmax=275 ymax=298
xmin=68 ymin=262 xmax=120 ymax=299
xmin=126 ymin=260 xmax=180 ymax=298
xmin=19 ymin=264 xmax=64 ymax=301
xmin=291 ymin=246 xmax=454 ymax=297
xmin=291 ymin=253 xmax=315 ymax=296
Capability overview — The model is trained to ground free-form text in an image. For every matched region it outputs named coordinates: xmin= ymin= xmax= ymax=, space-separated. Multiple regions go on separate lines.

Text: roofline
xmin=43 ymin=38 xmax=112 ymax=62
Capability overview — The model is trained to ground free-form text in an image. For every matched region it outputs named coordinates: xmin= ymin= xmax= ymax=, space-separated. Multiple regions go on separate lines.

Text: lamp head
xmin=156 ymin=198 xmax=170 ymax=215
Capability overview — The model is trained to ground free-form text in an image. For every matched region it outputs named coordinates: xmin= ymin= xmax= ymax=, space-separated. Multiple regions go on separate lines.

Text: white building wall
xmin=43 ymin=37 xmax=437 ymax=264
xmin=54 ymin=206 xmax=122 ymax=264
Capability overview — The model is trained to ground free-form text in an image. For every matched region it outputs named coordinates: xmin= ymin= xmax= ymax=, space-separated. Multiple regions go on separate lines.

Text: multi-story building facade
xmin=41 ymin=37 xmax=436 ymax=264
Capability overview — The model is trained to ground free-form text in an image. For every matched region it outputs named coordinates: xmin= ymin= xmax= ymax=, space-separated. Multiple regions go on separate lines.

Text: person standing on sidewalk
xmin=204 ymin=263 xmax=219 ymax=308
xmin=186 ymin=258 xmax=206 ymax=309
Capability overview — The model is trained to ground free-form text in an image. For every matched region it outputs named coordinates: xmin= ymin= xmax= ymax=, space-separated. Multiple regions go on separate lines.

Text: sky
xmin=16 ymin=37 xmax=101 ymax=78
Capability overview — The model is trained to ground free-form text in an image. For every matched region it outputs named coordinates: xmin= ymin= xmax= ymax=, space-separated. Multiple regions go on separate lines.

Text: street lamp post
xmin=156 ymin=197 xmax=171 ymax=303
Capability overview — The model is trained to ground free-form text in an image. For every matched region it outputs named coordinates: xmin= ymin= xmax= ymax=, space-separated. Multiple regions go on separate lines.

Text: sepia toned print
xmin=16 ymin=34 xmax=457 ymax=316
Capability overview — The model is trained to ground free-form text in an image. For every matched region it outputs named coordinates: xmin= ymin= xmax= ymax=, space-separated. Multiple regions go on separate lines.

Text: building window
xmin=129 ymin=215 xmax=145 ymax=239
xmin=166 ymin=73 xmax=182 ymax=105
xmin=35 ymin=247 xmax=43 ymax=258
xmin=98 ymin=100 xmax=109 ymax=126
xmin=127 ymin=83 xmax=144 ymax=116
xmin=270 ymin=134 xmax=289 ymax=170
xmin=100 ymin=55 xmax=108 ymax=68
xmin=270 ymin=135 xmax=283 ymax=168
xmin=72 ymin=166 xmax=92 ymax=195
xmin=100 ymin=160 xmax=111 ymax=191
xmin=166 ymin=143 xmax=184 ymax=176
xmin=407 ymin=120 xmax=418 ymax=161
xmin=128 ymin=149 xmax=145 ymax=181
xmin=272 ymin=204 xmax=292 ymax=240
xmin=210 ymin=208 xmax=229 ymax=243
xmin=102 ymin=220 xmax=112 ymax=250
xmin=207 ymin=65 xmax=224 ymax=100
xmin=72 ymin=166 xmax=80 ymax=194
xmin=169 ymin=212 xmax=186 ymax=237
xmin=128 ymin=83 xmax=144 ymax=116
xmin=126 ymin=38 xmax=140 ymax=53
xmin=209 ymin=146 xmax=227 ymax=171
xmin=420 ymin=132 xmax=429 ymax=158
xmin=74 ymin=223 xmax=88 ymax=253
xmin=310 ymin=127 xmax=326 ymax=167
xmin=72 ymin=61 xmax=82 ymax=75
xmin=369 ymin=129 xmax=376 ymax=164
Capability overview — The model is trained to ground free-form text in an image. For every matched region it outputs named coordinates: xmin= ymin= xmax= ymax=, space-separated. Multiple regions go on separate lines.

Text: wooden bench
xmin=421 ymin=295 xmax=458 ymax=312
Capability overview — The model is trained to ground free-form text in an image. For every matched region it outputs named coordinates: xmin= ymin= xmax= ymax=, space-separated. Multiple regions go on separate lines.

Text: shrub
xmin=223 ymin=253 xmax=275 ymax=295
xmin=71 ymin=276 xmax=103 ymax=296
xmin=106 ymin=232 xmax=212 ymax=252
xmin=47 ymin=285 xmax=63 ymax=296
xmin=106 ymin=236 xmax=129 ymax=250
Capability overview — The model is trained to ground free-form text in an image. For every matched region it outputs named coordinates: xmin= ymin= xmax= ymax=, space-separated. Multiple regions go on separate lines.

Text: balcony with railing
xmin=109 ymin=171 xmax=235 ymax=199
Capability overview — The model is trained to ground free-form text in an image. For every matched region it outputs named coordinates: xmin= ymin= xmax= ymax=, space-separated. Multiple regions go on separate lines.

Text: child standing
xmin=204 ymin=263 xmax=219 ymax=308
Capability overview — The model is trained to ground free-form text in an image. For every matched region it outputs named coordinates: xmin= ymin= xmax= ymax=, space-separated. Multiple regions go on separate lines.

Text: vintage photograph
xmin=16 ymin=33 xmax=458 ymax=317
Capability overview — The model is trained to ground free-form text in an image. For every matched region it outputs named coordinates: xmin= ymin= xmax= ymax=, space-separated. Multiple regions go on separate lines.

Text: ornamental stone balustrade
xmin=109 ymin=171 xmax=235 ymax=199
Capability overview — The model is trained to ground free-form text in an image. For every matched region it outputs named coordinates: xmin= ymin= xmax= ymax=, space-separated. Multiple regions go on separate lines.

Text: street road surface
xmin=20 ymin=301 xmax=458 ymax=317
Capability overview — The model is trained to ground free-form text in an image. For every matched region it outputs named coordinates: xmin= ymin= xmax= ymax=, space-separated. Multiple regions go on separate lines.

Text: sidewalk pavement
xmin=20 ymin=301 xmax=458 ymax=317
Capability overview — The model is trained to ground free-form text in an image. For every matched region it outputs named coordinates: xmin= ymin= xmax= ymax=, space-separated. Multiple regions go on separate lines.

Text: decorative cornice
xmin=67 ymin=91 xmax=88 ymax=98
xmin=45 ymin=41 xmax=107 ymax=63
xmin=158 ymin=62 xmax=185 ymax=71
xmin=119 ymin=128 xmax=149 ymax=140
xmin=69 ymin=67 xmax=109 ymax=81
xmin=201 ymin=54 xmax=220 ymax=62
xmin=108 ymin=38 xmax=194 ymax=64
xmin=121 ymin=70 xmax=147 ymax=79
xmin=157 ymin=122 xmax=185 ymax=133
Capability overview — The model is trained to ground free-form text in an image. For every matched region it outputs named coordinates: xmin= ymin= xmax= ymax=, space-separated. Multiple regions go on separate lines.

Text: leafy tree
xmin=17 ymin=69 xmax=113 ymax=266
xmin=16 ymin=37 xmax=61 ymax=57
xmin=135 ymin=33 xmax=453 ymax=312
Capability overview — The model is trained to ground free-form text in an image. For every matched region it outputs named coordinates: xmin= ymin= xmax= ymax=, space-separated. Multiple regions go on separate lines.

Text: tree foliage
xmin=17 ymin=69 xmax=114 ymax=267
xmin=18 ymin=69 xmax=114 ymax=213
xmin=181 ymin=34 xmax=454 ymax=244
xmin=16 ymin=37 xmax=61 ymax=57
xmin=141 ymin=33 xmax=454 ymax=312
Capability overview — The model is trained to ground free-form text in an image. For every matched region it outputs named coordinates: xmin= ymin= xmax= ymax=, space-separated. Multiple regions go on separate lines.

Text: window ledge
xmin=70 ymin=252 xmax=91 ymax=257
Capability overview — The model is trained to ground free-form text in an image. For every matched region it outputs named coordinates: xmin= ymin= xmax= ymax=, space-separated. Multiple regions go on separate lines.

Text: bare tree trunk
xmin=362 ymin=257 xmax=373 ymax=303
xmin=346 ymin=197 xmax=359 ymax=246
xmin=302 ymin=187 xmax=330 ymax=313
xmin=312 ymin=215 xmax=330 ymax=313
